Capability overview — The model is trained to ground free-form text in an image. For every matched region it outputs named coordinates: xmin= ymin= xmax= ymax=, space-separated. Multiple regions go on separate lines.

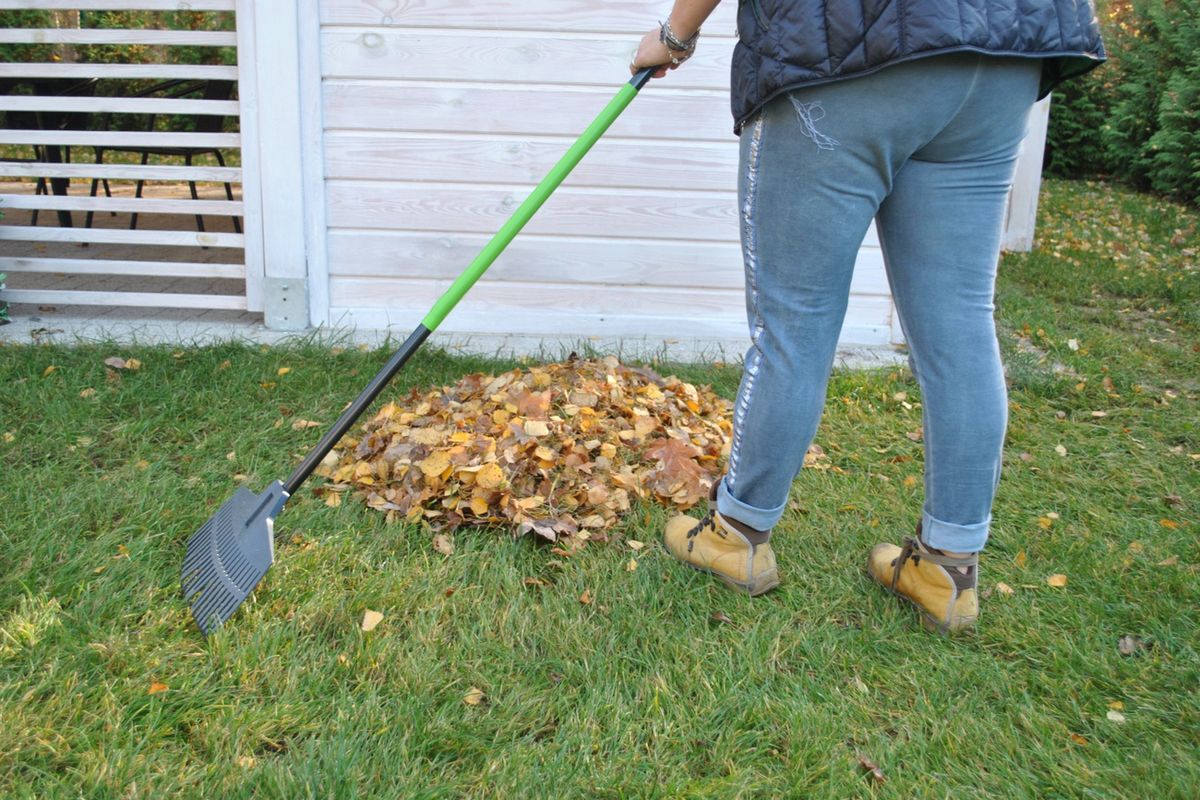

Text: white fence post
xmin=237 ymin=0 xmax=311 ymax=330
xmin=1003 ymin=95 xmax=1052 ymax=253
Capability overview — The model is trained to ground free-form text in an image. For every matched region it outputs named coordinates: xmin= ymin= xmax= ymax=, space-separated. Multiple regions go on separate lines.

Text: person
xmin=631 ymin=0 xmax=1104 ymax=633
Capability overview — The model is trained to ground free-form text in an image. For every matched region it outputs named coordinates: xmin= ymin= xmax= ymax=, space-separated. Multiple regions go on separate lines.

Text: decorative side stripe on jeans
xmin=728 ymin=114 xmax=766 ymax=492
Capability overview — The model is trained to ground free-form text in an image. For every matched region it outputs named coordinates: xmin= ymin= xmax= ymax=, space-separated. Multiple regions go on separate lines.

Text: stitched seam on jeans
xmin=728 ymin=114 xmax=766 ymax=492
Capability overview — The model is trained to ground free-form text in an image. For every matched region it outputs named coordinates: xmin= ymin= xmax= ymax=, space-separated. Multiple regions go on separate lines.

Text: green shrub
xmin=1045 ymin=0 xmax=1200 ymax=205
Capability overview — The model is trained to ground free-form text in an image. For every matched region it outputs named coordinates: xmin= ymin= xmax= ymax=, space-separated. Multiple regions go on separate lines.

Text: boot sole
xmin=683 ymin=561 xmax=780 ymax=597
xmin=866 ymin=559 xmax=976 ymax=636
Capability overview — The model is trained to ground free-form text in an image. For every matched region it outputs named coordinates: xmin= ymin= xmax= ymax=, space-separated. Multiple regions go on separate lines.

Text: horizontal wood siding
xmin=317 ymin=0 xmax=892 ymax=350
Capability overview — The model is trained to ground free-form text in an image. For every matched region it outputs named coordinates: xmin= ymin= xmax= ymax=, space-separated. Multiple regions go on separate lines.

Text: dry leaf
xmin=1038 ymin=516 xmax=1054 ymax=530
xmin=1055 ymin=444 xmax=1068 ymax=457
xmin=463 ymin=687 xmax=486 ymax=706
xmin=2 ymin=432 xmax=14 ymax=444
xmin=711 ymin=611 xmax=734 ymax=625
xmin=1118 ymin=635 xmax=1150 ymax=656
xmin=1159 ymin=519 xmax=1179 ymax=530
xmin=432 ymin=534 xmax=454 ymax=556
xmin=1047 ymin=574 xmax=1068 ymax=587
xmin=905 ymin=429 xmax=923 ymax=442
xmin=148 ymin=682 xmax=168 ymax=695
xmin=579 ymin=589 xmax=593 ymax=606
xmin=625 ymin=558 xmax=638 ymax=572
xmin=995 ymin=582 xmax=1015 ymax=596
xmin=855 ymin=752 xmax=886 ymax=785
xmin=1070 ymin=733 xmax=1089 ymax=746
xmin=1091 ymin=410 xmax=1107 ymax=418
xmin=80 ymin=388 xmax=96 ymax=398
xmin=291 ymin=419 xmax=321 ymax=431
xmin=626 ymin=540 xmax=645 ymax=551
xmin=277 ymin=367 xmax=291 ymax=376
xmin=43 ymin=365 xmax=58 ymax=377
xmin=236 ymin=755 xmax=257 ymax=769
xmin=1157 ymin=555 xmax=1179 ymax=567
xmin=1067 ymin=338 xmax=1080 ymax=351
xmin=1106 ymin=710 xmax=1126 ymax=724
xmin=1108 ymin=700 xmax=1125 ymax=711
xmin=1014 ymin=550 xmax=1028 ymax=569
xmin=325 ymin=492 xmax=342 ymax=508
xmin=360 ymin=609 xmax=384 ymax=631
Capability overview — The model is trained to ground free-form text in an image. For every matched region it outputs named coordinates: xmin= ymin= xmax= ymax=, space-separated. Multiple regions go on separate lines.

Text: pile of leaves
xmin=316 ymin=356 xmax=733 ymax=542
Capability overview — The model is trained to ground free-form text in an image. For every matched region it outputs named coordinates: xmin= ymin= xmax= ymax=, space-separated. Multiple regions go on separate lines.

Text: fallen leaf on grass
xmin=291 ymin=419 xmax=321 ymax=431
xmin=1047 ymin=574 xmax=1068 ymax=587
xmin=1157 ymin=555 xmax=1179 ymax=567
xmin=1118 ymin=635 xmax=1151 ymax=656
xmin=80 ymin=387 xmax=96 ymax=398
xmin=995 ymin=582 xmax=1015 ymax=596
xmin=905 ymin=429 xmax=923 ymax=442
xmin=855 ymin=752 xmax=886 ymax=785
xmin=360 ymin=609 xmax=383 ymax=631
xmin=2 ymin=432 xmax=13 ymax=443
xmin=1106 ymin=710 xmax=1127 ymax=724
xmin=579 ymin=589 xmax=593 ymax=605
xmin=103 ymin=357 xmax=140 ymax=370
xmin=148 ymin=682 xmax=168 ymax=695
xmin=277 ymin=367 xmax=291 ymax=376
xmin=432 ymin=534 xmax=454 ymax=556
xmin=236 ymin=755 xmax=257 ymax=769
xmin=1163 ymin=494 xmax=1182 ymax=507
xmin=710 ymin=611 xmax=734 ymax=626
xmin=1159 ymin=519 xmax=1179 ymax=530
xmin=1055 ymin=444 xmax=1068 ymax=457
xmin=463 ymin=687 xmax=486 ymax=706
xmin=626 ymin=539 xmax=645 ymax=551
xmin=325 ymin=492 xmax=342 ymax=508
xmin=1070 ymin=733 xmax=1089 ymax=746
xmin=1014 ymin=550 xmax=1028 ymax=569
xmin=626 ymin=558 xmax=638 ymax=572
xmin=1108 ymin=700 xmax=1125 ymax=711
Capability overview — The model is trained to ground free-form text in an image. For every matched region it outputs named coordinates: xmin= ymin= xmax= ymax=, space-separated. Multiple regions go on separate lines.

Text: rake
xmin=182 ymin=68 xmax=659 ymax=635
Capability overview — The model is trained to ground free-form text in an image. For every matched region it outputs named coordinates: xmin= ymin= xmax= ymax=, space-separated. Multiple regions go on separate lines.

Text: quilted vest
xmin=730 ymin=0 xmax=1106 ymax=131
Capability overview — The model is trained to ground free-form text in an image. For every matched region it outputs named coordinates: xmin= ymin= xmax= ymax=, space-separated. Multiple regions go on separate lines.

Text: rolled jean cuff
xmin=716 ymin=480 xmax=787 ymax=533
xmin=921 ymin=510 xmax=991 ymax=552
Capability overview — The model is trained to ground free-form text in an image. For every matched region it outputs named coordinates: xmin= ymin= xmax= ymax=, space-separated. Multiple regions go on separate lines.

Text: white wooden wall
xmin=314 ymin=0 xmax=895 ymax=353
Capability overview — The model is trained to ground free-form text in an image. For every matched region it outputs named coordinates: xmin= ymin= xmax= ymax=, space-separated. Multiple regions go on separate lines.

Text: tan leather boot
xmin=868 ymin=532 xmax=979 ymax=634
xmin=663 ymin=501 xmax=780 ymax=596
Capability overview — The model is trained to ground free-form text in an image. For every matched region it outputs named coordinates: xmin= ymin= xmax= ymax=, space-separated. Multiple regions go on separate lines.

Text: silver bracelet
xmin=659 ymin=19 xmax=700 ymax=54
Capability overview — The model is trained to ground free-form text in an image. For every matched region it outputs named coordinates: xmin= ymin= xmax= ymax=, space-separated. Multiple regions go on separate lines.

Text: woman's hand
xmin=630 ymin=27 xmax=683 ymax=79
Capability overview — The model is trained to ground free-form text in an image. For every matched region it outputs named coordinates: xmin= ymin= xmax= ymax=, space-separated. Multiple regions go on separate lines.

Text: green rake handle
xmin=283 ymin=68 xmax=657 ymax=495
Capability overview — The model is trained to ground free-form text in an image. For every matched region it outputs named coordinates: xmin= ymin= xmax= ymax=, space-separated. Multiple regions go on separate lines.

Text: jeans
xmin=716 ymin=53 xmax=1041 ymax=553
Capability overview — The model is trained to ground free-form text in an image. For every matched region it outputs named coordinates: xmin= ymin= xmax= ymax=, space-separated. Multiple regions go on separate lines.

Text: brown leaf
xmin=710 ymin=611 xmax=734 ymax=625
xmin=291 ymin=419 xmax=322 ymax=431
xmin=360 ymin=609 xmax=384 ymax=631
xmin=855 ymin=752 xmax=886 ymax=785
xmin=432 ymin=534 xmax=454 ymax=556
xmin=1070 ymin=733 xmax=1089 ymax=746
xmin=1157 ymin=555 xmax=1179 ymax=567
xmin=1118 ymin=635 xmax=1151 ymax=656
xmin=905 ymin=428 xmax=923 ymax=442
xmin=463 ymin=687 xmax=486 ymax=706
xmin=1163 ymin=494 xmax=1182 ymax=507
xmin=579 ymin=589 xmax=592 ymax=605
xmin=994 ymin=582 xmax=1015 ymax=596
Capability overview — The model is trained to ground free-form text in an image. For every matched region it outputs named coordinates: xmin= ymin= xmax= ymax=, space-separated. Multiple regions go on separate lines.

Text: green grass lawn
xmin=1 ymin=178 xmax=1197 ymax=798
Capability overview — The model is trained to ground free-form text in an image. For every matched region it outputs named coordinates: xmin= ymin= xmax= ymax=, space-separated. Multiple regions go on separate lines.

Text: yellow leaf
xmin=148 ymin=682 xmax=168 ymax=695
xmin=2 ymin=432 xmax=13 ymax=444
xmin=1159 ymin=519 xmax=1179 ymax=530
xmin=1108 ymin=700 xmax=1125 ymax=711
xmin=476 ymin=462 xmax=505 ymax=490
xmin=125 ymin=358 xmax=142 ymax=370
xmin=463 ymin=687 xmax=486 ymax=706
xmin=360 ymin=609 xmax=384 ymax=631
xmin=903 ymin=475 xmax=918 ymax=489
xmin=626 ymin=540 xmax=645 ymax=551
xmin=291 ymin=419 xmax=321 ymax=431
xmin=226 ymin=450 xmax=237 ymax=461
xmin=135 ymin=460 xmax=149 ymax=470
xmin=1070 ymin=733 xmax=1089 ymax=746
xmin=1038 ymin=516 xmax=1054 ymax=530
xmin=524 ymin=420 xmax=550 ymax=437
xmin=80 ymin=388 xmax=96 ymax=398
xmin=626 ymin=558 xmax=638 ymax=572
xmin=1055 ymin=444 xmax=1068 ymax=457
xmin=325 ymin=492 xmax=343 ymax=508
xmin=418 ymin=451 xmax=452 ymax=478
xmin=1047 ymin=573 xmax=1068 ymax=587
xmin=277 ymin=367 xmax=291 ymax=376
xmin=995 ymin=582 xmax=1015 ymax=596
xmin=43 ymin=365 xmax=57 ymax=377
xmin=1015 ymin=550 xmax=1027 ymax=569
xmin=469 ymin=496 xmax=490 ymax=516
xmin=579 ymin=589 xmax=592 ymax=605
xmin=236 ymin=755 xmax=257 ymax=769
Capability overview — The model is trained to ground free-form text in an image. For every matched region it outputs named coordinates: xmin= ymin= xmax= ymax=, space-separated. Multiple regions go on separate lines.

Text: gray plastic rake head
xmin=181 ymin=481 xmax=289 ymax=635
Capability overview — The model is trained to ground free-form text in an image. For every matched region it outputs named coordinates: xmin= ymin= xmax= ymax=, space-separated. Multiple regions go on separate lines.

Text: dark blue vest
xmin=730 ymin=0 xmax=1106 ymax=131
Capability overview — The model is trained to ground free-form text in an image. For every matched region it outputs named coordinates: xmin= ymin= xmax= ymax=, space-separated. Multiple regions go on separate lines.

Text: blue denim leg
xmin=716 ymin=54 xmax=1040 ymax=551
